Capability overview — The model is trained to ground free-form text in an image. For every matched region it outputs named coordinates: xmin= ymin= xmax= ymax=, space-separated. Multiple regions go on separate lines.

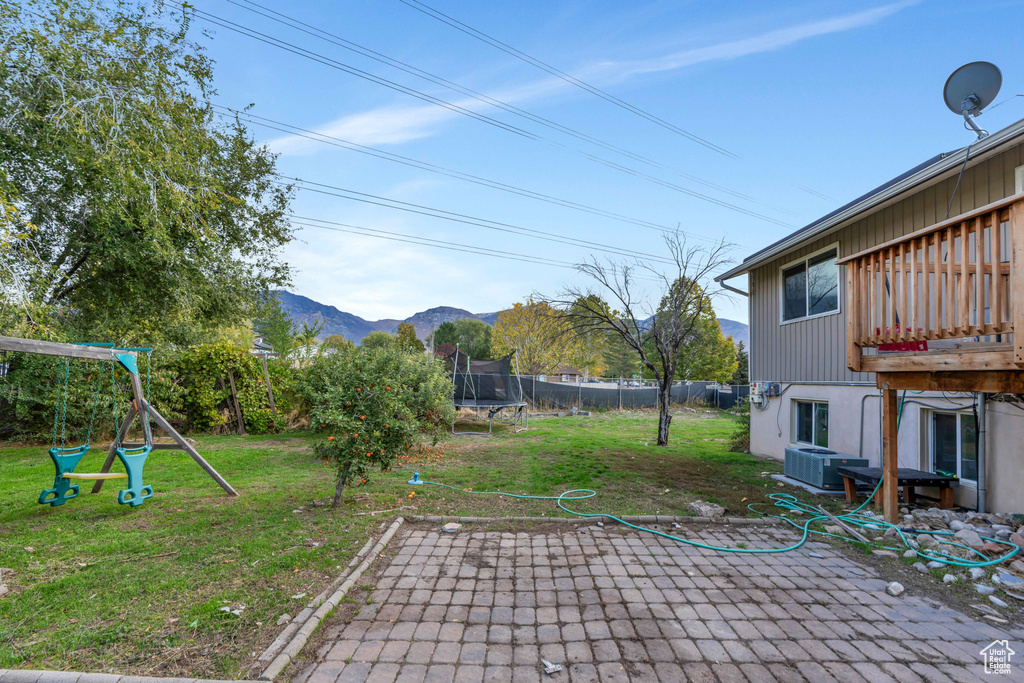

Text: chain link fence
xmin=518 ymin=376 xmax=749 ymax=411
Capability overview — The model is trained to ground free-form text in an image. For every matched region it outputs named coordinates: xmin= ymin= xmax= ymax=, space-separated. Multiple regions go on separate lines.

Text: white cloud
xmin=268 ymin=1 xmax=915 ymax=155
xmin=584 ymin=1 xmax=918 ymax=82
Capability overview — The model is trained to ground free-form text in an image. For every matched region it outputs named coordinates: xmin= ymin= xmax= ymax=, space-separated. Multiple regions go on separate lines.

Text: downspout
xmin=977 ymin=392 xmax=987 ymax=513
xmin=718 ymin=279 xmax=749 ymax=297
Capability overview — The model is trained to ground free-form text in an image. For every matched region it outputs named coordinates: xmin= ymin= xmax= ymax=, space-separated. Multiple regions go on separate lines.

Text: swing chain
xmin=85 ymin=355 xmax=106 ymax=446
xmin=51 ymin=358 xmax=70 ymax=449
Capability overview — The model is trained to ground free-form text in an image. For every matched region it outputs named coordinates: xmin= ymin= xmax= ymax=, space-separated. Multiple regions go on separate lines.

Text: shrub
xmin=173 ymin=341 xmax=288 ymax=434
xmin=728 ymin=398 xmax=751 ymax=453
xmin=299 ymin=345 xmax=454 ymax=504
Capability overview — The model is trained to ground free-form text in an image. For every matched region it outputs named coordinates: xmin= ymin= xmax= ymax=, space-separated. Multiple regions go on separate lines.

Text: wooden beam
xmin=1011 ymin=200 xmax=1024 ymax=367
xmin=876 ymin=371 xmax=1024 ymax=393
xmin=881 ymin=387 xmax=899 ymax=524
xmin=860 ymin=349 xmax=1018 ymax=373
xmin=0 ymin=336 xmax=136 ymax=362
xmin=846 ymin=263 xmax=862 ymax=372
xmin=147 ymin=406 xmax=238 ymax=496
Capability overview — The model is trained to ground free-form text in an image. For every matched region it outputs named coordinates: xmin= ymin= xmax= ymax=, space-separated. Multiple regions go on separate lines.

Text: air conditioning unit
xmin=784 ymin=447 xmax=868 ymax=490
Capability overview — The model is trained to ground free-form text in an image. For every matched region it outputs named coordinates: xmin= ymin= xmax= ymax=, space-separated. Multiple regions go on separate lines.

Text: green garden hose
xmin=409 ymin=473 xmax=1019 ymax=567
xmin=410 ymin=391 xmax=1018 ymax=567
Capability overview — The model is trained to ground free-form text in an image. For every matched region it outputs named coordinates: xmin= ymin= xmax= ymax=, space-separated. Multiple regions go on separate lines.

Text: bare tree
xmin=541 ymin=232 xmax=732 ymax=446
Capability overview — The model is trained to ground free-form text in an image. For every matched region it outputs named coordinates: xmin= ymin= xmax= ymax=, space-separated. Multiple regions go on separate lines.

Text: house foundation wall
xmin=750 ymin=382 xmax=1024 ymax=513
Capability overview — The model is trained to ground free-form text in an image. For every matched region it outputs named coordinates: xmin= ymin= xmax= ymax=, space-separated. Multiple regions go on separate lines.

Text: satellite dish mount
xmin=943 ymin=62 xmax=1002 ymax=141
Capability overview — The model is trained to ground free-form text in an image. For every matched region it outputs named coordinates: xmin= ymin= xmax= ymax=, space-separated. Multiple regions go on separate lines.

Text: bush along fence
xmin=517 ymin=377 xmax=750 ymax=411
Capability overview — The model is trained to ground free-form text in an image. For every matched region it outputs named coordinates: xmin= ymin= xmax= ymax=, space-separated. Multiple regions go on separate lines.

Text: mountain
xmin=718 ymin=318 xmax=749 ymax=347
xmin=276 ymin=291 xmax=378 ymax=342
xmin=275 ymin=292 xmax=495 ymax=344
xmin=276 ymin=291 xmax=749 ymax=348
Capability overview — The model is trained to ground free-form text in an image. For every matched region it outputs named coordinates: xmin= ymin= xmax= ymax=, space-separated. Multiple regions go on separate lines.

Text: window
xmin=932 ymin=412 xmax=977 ymax=481
xmin=794 ymin=400 xmax=829 ymax=448
xmin=782 ymin=247 xmax=839 ymax=321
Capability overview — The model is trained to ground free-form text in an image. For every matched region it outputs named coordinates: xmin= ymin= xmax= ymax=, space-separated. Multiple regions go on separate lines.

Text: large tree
xmin=395 ymin=322 xmax=426 ymax=354
xmin=492 ymin=300 xmax=575 ymax=375
xmin=0 ymin=0 xmax=293 ymax=343
xmin=431 ymin=319 xmax=492 ymax=359
xmin=544 ymin=232 xmax=731 ymax=445
xmin=732 ymin=341 xmax=749 ymax=385
xmin=643 ymin=283 xmax=737 ymax=383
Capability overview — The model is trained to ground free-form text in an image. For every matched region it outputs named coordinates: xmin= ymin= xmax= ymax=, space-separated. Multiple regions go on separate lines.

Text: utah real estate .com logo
xmin=981 ymin=640 xmax=1015 ymax=675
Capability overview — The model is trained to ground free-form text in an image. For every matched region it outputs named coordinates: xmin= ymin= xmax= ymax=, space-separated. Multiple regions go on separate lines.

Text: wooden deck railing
xmin=839 ymin=193 xmax=1024 ymax=373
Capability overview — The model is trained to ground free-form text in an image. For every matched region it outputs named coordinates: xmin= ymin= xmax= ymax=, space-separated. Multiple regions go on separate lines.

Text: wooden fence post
xmin=261 ymin=354 xmax=277 ymax=414
xmin=227 ymin=370 xmax=247 ymax=436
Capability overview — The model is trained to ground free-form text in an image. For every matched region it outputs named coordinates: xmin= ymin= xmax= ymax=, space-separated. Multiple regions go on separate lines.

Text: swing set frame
xmin=0 ymin=335 xmax=238 ymax=501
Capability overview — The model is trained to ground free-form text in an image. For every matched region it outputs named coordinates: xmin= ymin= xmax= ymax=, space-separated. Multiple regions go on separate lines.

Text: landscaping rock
xmin=688 ymin=500 xmax=725 ymax=517
xmin=903 ymin=550 xmax=917 ymax=559
xmin=990 ymin=596 xmax=1009 ymax=608
xmin=949 ymin=520 xmax=966 ymax=532
xmin=969 ymin=567 xmax=987 ymax=581
xmin=442 ymin=522 xmax=463 ymax=533
xmin=885 ymin=582 xmax=905 ymax=597
xmin=954 ymin=528 xmax=984 ymax=548
xmin=1010 ymin=560 xmax=1024 ymax=574
xmin=823 ymin=525 xmax=844 ymax=536
xmin=872 ymin=550 xmax=899 ymax=560
xmin=913 ymin=562 xmax=928 ymax=574
xmin=942 ymin=574 xmax=958 ymax=584
xmin=994 ymin=572 xmax=1024 ymax=589
xmin=1009 ymin=532 xmax=1024 ymax=547
xmin=276 ymin=613 xmax=292 ymax=626
xmin=974 ymin=584 xmax=995 ymax=595
xmin=918 ymin=535 xmax=940 ymax=549
xmin=927 ymin=561 xmax=945 ymax=569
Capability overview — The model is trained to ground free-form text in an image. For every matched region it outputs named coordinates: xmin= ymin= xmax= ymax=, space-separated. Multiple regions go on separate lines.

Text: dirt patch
xmin=234 ymin=437 xmax=310 ymax=452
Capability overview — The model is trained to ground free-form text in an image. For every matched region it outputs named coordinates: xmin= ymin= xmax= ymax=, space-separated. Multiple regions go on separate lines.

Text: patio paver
xmin=296 ymin=524 xmax=1024 ymax=682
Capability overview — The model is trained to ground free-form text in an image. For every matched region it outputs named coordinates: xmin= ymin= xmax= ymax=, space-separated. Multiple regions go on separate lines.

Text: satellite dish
xmin=943 ymin=61 xmax=1001 ymax=140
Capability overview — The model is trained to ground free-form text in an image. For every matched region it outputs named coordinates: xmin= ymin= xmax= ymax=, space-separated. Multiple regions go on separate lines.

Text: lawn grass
xmin=0 ymin=408 xmax=800 ymax=677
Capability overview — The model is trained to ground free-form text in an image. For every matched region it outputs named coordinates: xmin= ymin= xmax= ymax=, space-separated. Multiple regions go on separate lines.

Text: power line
xmin=398 ymin=0 xmax=736 ymax=158
xmin=398 ymin=0 xmax=838 ymax=205
xmin=213 ymin=104 xmax=674 ymax=232
xmin=193 ymin=10 xmax=540 ymax=141
xmin=293 ymin=216 xmax=668 ymax=282
xmin=280 ymin=176 xmax=686 ymax=260
xmin=224 ymin=0 xmax=792 ymax=214
xmin=291 ymin=217 xmax=578 ymax=269
xmin=194 ymin=9 xmax=794 ymax=228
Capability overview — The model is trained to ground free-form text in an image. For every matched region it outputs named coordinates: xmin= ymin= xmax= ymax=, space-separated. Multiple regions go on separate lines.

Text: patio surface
xmin=296 ymin=523 xmax=1024 ymax=682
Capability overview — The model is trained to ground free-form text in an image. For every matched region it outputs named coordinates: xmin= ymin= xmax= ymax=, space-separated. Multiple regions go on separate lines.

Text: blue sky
xmin=196 ymin=0 xmax=1024 ymax=323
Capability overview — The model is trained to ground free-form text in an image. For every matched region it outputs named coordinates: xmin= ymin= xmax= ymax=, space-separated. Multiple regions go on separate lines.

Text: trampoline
xmin=447 ymin=348 xmax=528 ymax=434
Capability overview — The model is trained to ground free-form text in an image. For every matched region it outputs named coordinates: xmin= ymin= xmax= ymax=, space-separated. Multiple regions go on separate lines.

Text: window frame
xmin=779 ymin=243 xmax=842 ymax=324
xmin=792 ymin=399 xmax=829 ymax=448
xmin=929 ymin=410 xmax=978 ymax=484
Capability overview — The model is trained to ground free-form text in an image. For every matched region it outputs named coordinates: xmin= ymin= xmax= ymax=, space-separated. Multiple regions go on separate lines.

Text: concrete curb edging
xmin=252 ymin=534 xmax=379 ymax=673
xmin=411 ymin=515 xmax=783 ymax=525
xmin=257 ymin=517 xmax=405 ymax=681
xmin=0 ymin=671 xmax=247 ymax=683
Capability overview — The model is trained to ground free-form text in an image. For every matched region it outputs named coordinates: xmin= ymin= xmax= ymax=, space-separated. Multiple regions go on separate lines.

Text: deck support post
xmin=881 ymin=385 xmax=899 ymax=524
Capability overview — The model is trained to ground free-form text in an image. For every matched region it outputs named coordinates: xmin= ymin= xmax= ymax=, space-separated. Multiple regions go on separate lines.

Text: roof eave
xmin=715 ymin=117 xmax=1024 ymax=282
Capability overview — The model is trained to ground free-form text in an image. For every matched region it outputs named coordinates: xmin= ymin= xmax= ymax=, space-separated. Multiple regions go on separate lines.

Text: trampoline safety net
xmin=445 ymin=350 xmax=527 ymax=434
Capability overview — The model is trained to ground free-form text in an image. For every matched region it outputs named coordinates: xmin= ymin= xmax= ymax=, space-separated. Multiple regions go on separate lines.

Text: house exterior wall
xmin=745 ymin=141 xmax=1024 ymax=513
xmin=748 ymin=141 xmax=1024 ymax=384
xmin=751 ymin=384 xmax=1024 ymax=511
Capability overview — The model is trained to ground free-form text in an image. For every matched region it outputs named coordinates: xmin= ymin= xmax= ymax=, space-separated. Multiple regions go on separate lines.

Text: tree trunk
xmin=333 ymin=463 xmax=352 ymax=507
xmin=657 ymin=383 xmax=672 ymax=446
